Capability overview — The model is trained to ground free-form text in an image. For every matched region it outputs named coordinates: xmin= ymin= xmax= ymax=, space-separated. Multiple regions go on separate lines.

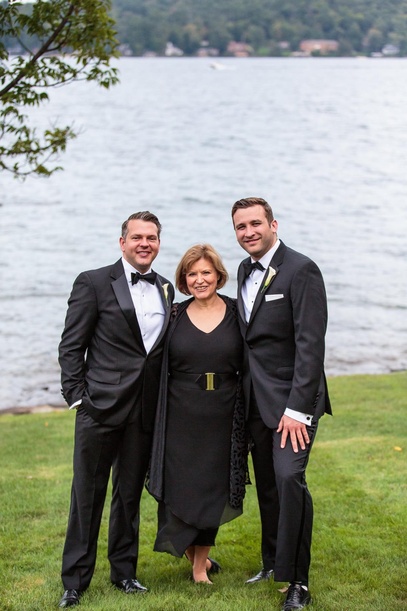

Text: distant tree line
xmin=112 ymin=0 xmax=407 ymax=56
xmin=2 ymin=0 xmax=407 ymax=57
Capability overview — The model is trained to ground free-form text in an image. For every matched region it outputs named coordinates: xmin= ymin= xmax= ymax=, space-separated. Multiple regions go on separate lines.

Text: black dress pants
xmin=249 ymin=406 xmax=317 ymax=584
xmin=61 ymin=407 xmax=152 ymax=590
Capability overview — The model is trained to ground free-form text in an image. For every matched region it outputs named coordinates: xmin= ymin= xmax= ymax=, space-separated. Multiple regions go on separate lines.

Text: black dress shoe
xmin=114 ymin=578 xmax=148 ymax=594
xmin=283 ymin=583 xmax=312 ymax=610
xmin=207 ymin=557 xmax=222 ymax=574
xmin=245 ymin=568 xmax=274 ymax=584
xmin=58 ymin=589 xmax=82 ymax=608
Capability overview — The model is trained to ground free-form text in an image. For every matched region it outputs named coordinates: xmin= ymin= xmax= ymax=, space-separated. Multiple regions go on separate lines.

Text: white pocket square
xmin=265 ymin=294 xmax=284 ymax=302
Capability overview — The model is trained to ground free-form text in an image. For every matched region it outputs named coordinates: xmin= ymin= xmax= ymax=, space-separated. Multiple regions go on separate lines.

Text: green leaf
xmin=0 ymin=0 xmax=119 ymax=179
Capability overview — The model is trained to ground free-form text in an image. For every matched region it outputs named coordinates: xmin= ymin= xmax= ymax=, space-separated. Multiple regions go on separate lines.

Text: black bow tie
xmin=131 ymin=271 xmax=157 ymax=285
xmin=243 ymin=260 xmax=265 ymax=277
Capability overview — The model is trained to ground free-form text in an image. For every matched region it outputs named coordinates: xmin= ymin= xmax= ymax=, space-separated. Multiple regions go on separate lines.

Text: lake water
xmin=0 ymin=57 xmax=406 ymax=411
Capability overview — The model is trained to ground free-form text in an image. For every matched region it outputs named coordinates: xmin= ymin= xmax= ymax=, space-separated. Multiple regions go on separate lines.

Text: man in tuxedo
xmin=58 ymin=211 xmax=174 ymax=608
xmin=232 ymin=197 xmax=331 ymax=610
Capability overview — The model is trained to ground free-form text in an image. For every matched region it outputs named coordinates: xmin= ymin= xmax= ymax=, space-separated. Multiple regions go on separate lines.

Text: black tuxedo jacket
xmin=237 ymin=241 xmax=331 ymax=429
xmin=59 ymin=259 xmax=174 ymax=429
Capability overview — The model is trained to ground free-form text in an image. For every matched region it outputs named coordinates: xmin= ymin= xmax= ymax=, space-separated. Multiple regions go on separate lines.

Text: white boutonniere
xmin=162 ymin=283 xmax=169 ymax=305
xmin=261 ymin=266 xmax=277 ymax=293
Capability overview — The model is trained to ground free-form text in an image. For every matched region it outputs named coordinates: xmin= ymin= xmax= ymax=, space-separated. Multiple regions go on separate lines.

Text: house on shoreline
xmin=299 ymin=39 xmax=339 ymax=55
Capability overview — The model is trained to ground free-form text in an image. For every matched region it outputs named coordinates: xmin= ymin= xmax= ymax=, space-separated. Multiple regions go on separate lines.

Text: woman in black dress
xmin=148 ymin=244 xmax=247 ymax=583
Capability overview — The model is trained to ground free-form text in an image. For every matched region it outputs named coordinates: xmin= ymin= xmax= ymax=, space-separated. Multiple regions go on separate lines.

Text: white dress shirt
xmin=242 ymin=241 xmax=313 ymax=425
xmin=122 ymin=257 xmax=165 ymax=354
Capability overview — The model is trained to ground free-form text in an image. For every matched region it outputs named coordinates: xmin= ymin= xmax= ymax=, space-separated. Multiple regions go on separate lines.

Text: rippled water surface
xmin=1 ymin=57 xmax=406 ymax=410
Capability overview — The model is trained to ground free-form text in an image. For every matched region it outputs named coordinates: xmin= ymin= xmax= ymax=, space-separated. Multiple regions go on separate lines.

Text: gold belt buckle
xmin=205 ymin=372 xmax=215 ymax=391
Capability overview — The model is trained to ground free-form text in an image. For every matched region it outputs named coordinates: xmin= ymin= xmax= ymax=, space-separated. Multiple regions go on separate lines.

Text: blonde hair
xmin=175 ymin=244 xmax=229 ymax=295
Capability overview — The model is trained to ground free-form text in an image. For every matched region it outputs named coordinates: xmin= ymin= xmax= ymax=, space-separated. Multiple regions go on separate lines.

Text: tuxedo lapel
xmin=150 ymin=276 xmax=172 ymax=351
xmin=111 ymin=261 xmax=145 ymax=349
xmin=270 ymin=240 xmax=286 ymax=270
xmin=237 ymin=259 xmax=248 ymax=323
xmin=249 ymin=263 xmax=278 ymax=323
xmin=247 ymin=242 xmax=286 ymax=326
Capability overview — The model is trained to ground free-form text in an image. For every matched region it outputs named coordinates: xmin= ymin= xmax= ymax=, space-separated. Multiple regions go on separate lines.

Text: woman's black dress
xmin=153 ymin=304 xmax=243 ymax=557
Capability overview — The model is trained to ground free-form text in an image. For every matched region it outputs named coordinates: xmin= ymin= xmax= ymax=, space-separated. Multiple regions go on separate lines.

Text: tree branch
xmin=0 ymin=2 xmax=76 ymax=98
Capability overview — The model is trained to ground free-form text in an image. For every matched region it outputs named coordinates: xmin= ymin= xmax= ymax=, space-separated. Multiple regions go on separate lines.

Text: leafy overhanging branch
xmin=0 ymin=0 xmax=119 ymax=179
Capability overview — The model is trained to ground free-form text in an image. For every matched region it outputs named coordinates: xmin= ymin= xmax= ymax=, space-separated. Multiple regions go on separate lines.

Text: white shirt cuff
xmin=284 ymin=407 xmax=313 ymax=425
xmin=69 ymin=399 xmax=82 ymax=410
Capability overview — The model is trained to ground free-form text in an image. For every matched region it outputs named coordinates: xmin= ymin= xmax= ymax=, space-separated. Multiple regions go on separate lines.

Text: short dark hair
xmin=121 ymin=211 xmax=162 ymax=239
xmin=231 ymin=197 xmax=274 ymax=224
xmin=175 ymin=244 xmax=229 ymax=296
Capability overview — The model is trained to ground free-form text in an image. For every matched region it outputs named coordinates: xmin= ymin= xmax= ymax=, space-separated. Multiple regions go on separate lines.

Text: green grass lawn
xmin=0 ymin=373 xmax=406 ymax=610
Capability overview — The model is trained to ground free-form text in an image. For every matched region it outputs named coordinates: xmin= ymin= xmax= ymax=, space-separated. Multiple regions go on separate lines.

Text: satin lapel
xmin=151 ymin=276 xmax=172 ymax=351
xmin=111 ymin=268 xmax=144 ymax=348
xmin=248 ymin=272 xmax=269 ymax=324
xmin=248 ymin=242 xmax=285 ymax=325
xmin=237 ymin=259 xmax=249 ymax=323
